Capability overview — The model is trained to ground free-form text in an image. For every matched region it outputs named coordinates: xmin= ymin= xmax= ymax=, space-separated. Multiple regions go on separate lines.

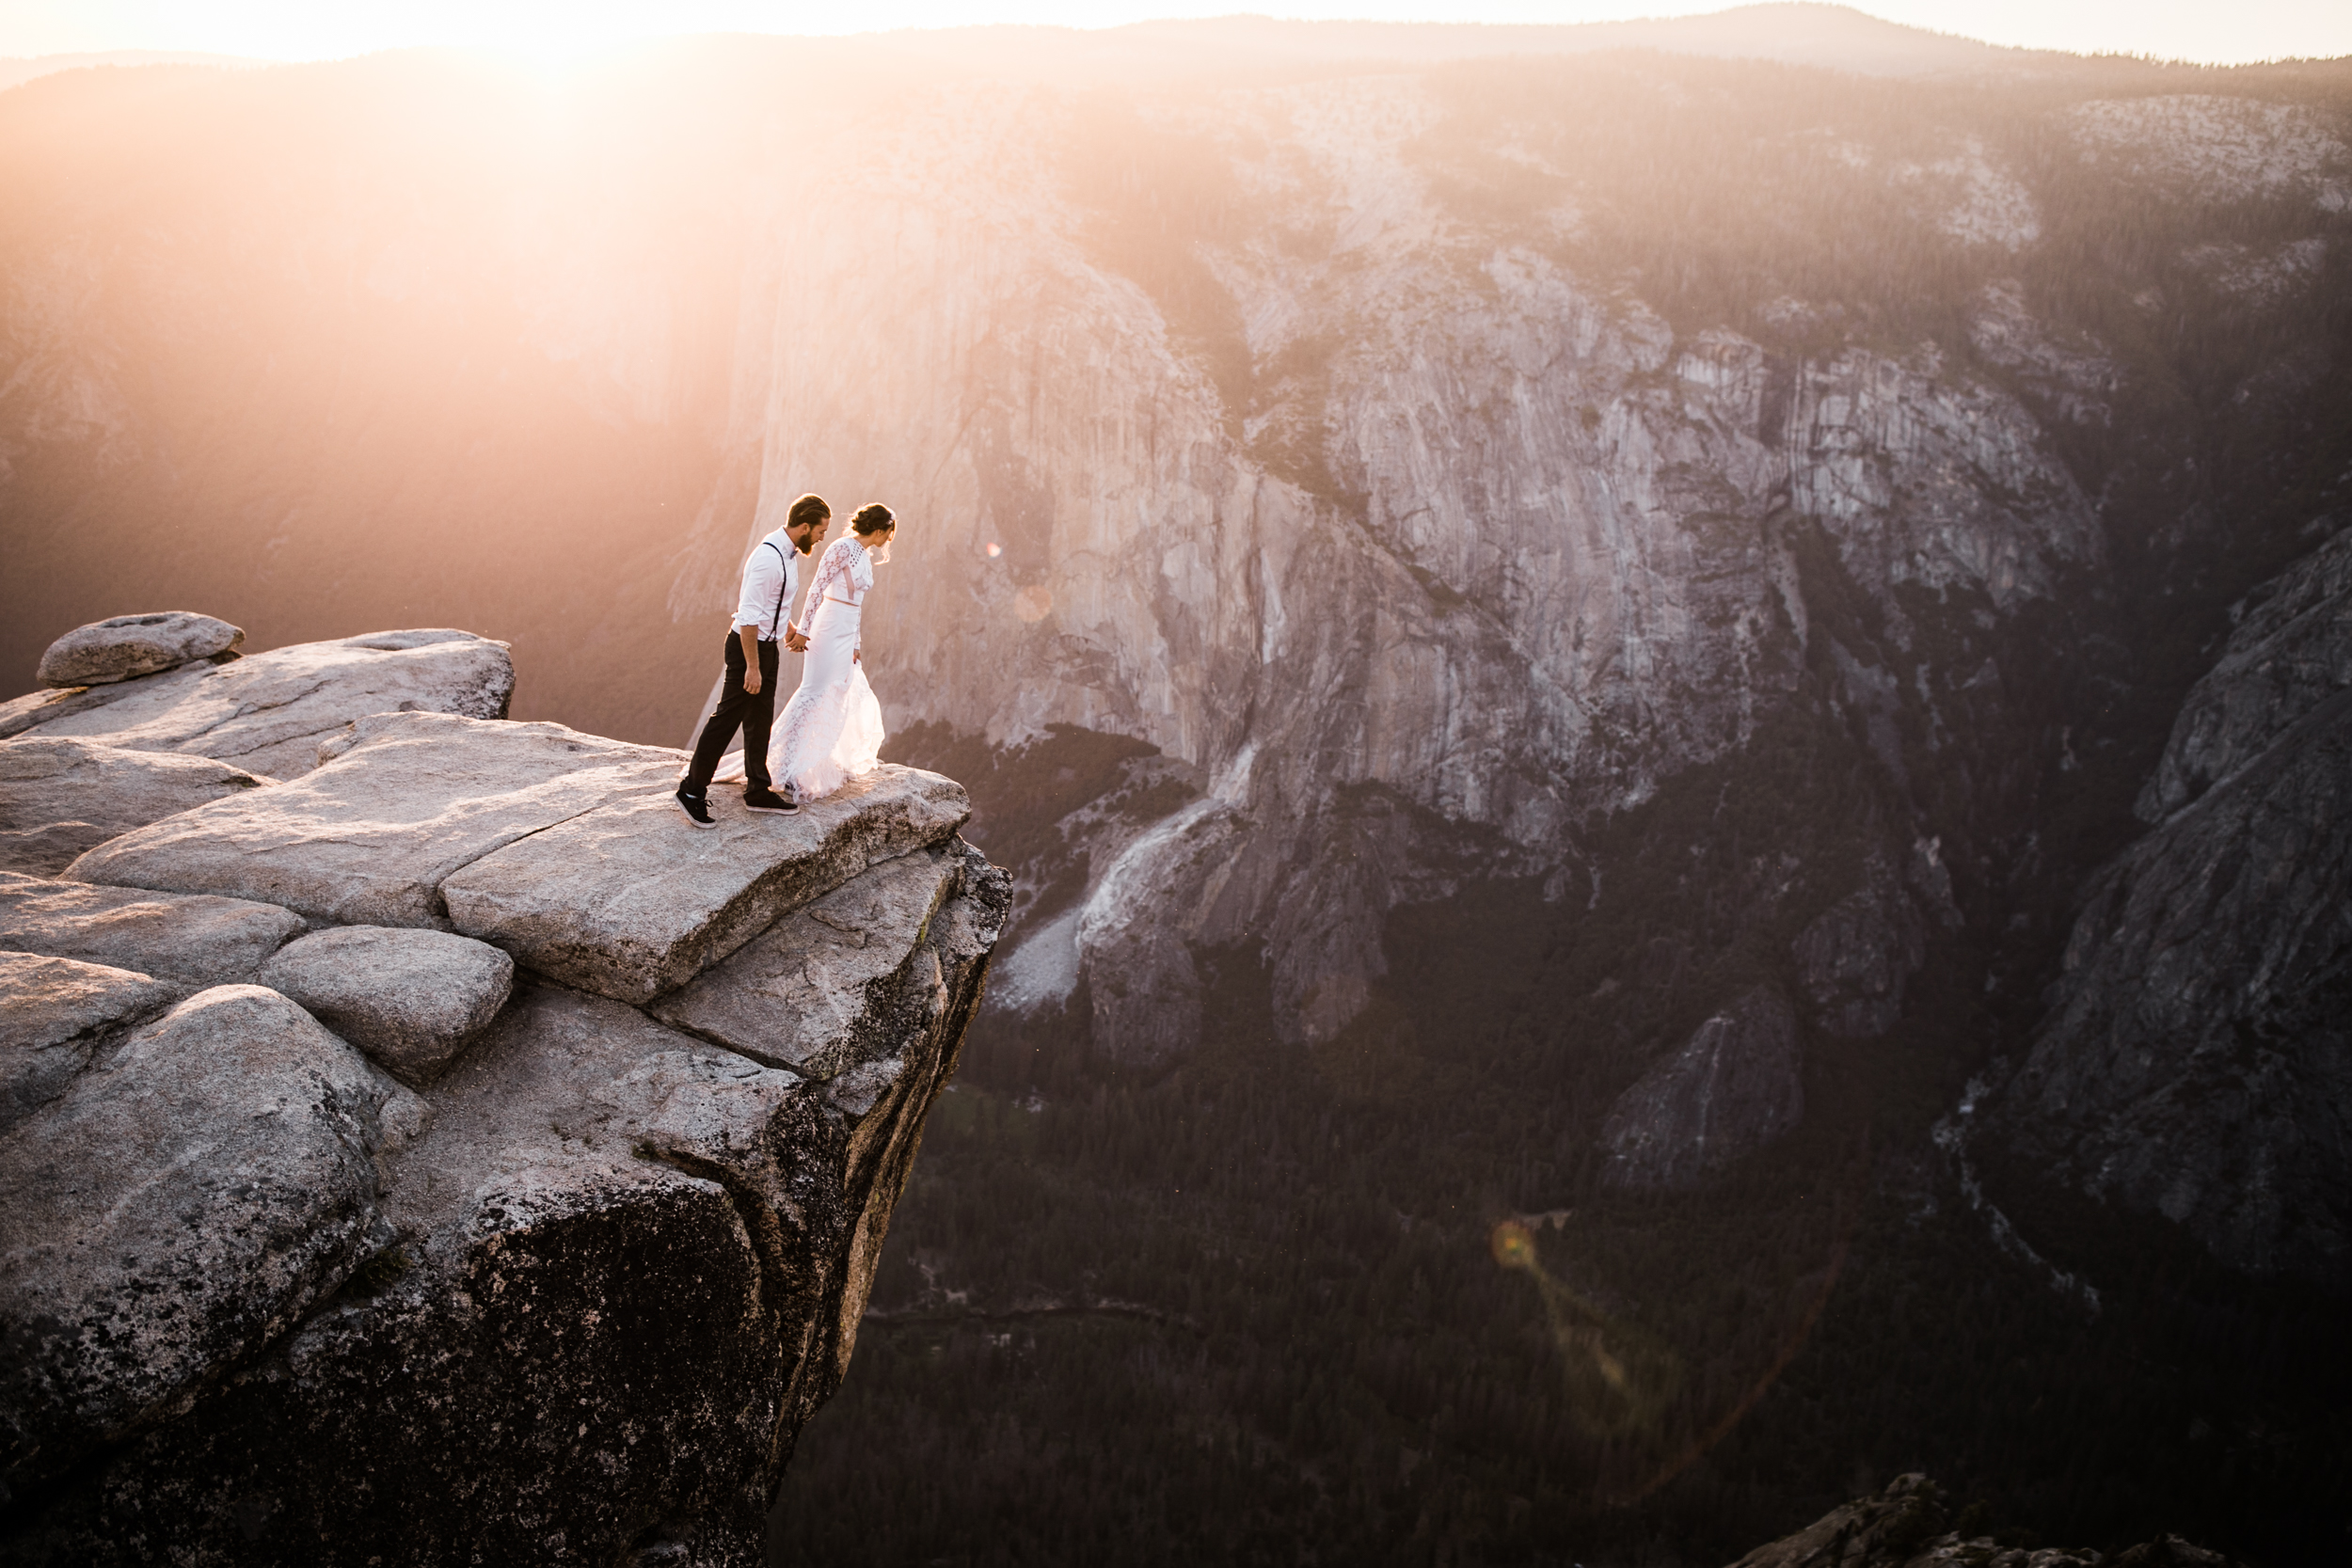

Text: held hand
xmin=743 ymin=670 xmax=762 ymax=696
xmin=785 ymin=629 xmax=809 ymax=653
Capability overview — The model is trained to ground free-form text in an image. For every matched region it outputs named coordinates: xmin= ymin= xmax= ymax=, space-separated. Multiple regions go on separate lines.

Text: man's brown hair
xmin=787 ymin=493 xmax=831 ymax=531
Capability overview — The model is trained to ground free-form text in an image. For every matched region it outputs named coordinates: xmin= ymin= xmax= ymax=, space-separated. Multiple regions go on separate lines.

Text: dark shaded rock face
xmin=0 ymin=637 xmax=1008 ymax=1565
xmin=1727 ymin=1473 xmax=2235 ymax=1568
xmin=1984 ymin=529 xmax=2352 ymax=1291
xmin=1790 ymin=841 xmax=1959 ymax=1039
xmin=1601 ymin=985 xmax=1804 ymax=1189
xmin=0 ymin=987 xmax=398 ymax=1497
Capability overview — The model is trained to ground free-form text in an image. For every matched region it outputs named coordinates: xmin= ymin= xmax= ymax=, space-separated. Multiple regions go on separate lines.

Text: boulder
xmin=68 ymin=711 xmax=680 ymax=928
xmin=257 ymin=926 xmax=515 ymax=1086
xmin=0 ymin=986 xmax=406 ymax=1497
xmin=0 ymin=737 xmax=275 ymax=875
xmin=0 ymin=952 xmax=176 ymax=1136
xmin=13 ymin=628 xmax=513 ymax=778
xmin=648 ymin=842 xmax=963 ymax=1076
xmin=0 ymin=870 xmax=303 ymax=984
xmin=1600 ymin=986 xmax=1804 ymax=1189
xmin=35 ymin=611 xmax=243 ymax=688
xmin=442 ymin=763 xmax=971 ymax=1004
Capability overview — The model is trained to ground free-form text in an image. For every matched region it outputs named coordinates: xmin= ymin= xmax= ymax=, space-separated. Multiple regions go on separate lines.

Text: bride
xmin=769 ymin=502 xmax=896 ymax=801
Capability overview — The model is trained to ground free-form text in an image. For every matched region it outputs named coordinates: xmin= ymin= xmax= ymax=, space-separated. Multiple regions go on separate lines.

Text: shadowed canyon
xmin=3 ymin=8 xmax=2349 ymax=1564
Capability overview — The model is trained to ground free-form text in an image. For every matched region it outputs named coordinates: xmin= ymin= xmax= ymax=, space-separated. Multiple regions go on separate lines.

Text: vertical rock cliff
xmin=1982 ymin=528 xmax=2352 ymax=1291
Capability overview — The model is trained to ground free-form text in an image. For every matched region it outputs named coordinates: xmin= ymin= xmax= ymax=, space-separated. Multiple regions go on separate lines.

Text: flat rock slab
xmin=650 ymin=844 xmax=960 ymax=1076
xmin=69 ymin=711 xmax=680 ymax=928
xmin=20 ymin=629 xmax=513 ymax=779
xmin=0 ymin=986 xmax=396 ymax=1494
xmin=37 ymin=612 xmax=244 ymax=688
xmin=258 ymin=926 xmax=514 ymax=1086
xmin=0 ymin=870 xmax=303 ymax=985
xmin=0 ymin=737 xmax=276 ymax=875
xmin=0 ymin=680 xmax=178 ymax=743
xmin=443 ymin=765 xmax=970 ymax=1005
xmin=0 ymin=952 xmax=177 ymax=1137
xmin=379 ymin=981 xmax=810 ymax=1250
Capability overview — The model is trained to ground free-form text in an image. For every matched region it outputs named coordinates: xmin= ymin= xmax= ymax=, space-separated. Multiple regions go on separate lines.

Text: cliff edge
xmin=0 ymin=618 xmax=1009 ymax=1565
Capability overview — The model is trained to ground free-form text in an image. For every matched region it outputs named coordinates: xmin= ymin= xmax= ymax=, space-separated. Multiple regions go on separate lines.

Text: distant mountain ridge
xmin=0 ymin=50 xmax=266 ymax=94
xmin=0 ymin=3 xmax=2076 ymax=101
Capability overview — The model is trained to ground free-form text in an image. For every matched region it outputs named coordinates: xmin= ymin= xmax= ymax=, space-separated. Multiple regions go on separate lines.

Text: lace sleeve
xmin=806 ymin=538 xmax=851 ymax=607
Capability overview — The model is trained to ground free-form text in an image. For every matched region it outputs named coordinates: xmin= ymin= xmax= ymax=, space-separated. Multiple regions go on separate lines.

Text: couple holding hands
xmin=675 ymin=493 xmax=898 ymax=826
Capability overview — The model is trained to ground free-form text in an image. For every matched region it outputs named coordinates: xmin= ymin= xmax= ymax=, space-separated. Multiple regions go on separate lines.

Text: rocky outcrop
xmin=1726 ymin=1473 xmax=2234 ymax=1568
xmin=0 ymin=638 xmax=1008 ymax=1564
xmin=1983 ymin=528 xmax=2352 ymax=1291
xmin=0 ymin=870 xmax=305 ymax=982
xmin=1600 ymin=986 xmax=1804 ymax=1188
xmin=0 ymin=987 xmax=410 ymax=1499
xmin=69 ymin=710 xmax=675 ymax=925
xmin=0 ymin=952 xmax=176 ymax=1136
xmin=2133 ymin=526 xmax=2352 ymax=822
xmin=255 ymin=927 xmax=515 ymax=1086
xmin=1 ymin=629 xmax=513 ymax=778
xmin=0 ymin=736 xmax=273 ymax=875
xmin=1791 ymin=841 xmax=1960 ymax=1039
xmin=35 ymin=611 xmax=244 ymax=688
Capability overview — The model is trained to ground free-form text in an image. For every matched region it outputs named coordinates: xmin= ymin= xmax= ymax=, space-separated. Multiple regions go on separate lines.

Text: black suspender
xmin=763 ymin=540 xmax=790 ymax=641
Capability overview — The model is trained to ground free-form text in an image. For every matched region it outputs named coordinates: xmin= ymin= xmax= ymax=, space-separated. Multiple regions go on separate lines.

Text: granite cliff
xmin=1978 ymin=527 xmax=2352 ymax=1290
xmin=0 ymin=616 xmax=1007 ymax=1563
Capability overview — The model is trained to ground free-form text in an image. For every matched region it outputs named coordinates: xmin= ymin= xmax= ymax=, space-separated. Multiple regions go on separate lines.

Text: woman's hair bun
xmin=850 ymin=503 xmax=896 ymax=536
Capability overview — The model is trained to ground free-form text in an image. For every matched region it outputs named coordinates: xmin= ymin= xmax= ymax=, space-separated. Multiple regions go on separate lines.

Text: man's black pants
xmin=684 ymin=632 xmax=780 ymax=794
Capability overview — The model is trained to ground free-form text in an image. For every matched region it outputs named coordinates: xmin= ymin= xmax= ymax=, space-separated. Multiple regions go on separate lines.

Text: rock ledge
xmin=0 ymin=637 xmax=1007 ymax=1567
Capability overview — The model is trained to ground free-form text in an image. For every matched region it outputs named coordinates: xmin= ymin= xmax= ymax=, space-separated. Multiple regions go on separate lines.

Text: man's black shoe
xmin=674 ymin=783 xmax=716 ymax=828
xmin=743 ymin=785 xmax=798 ymax=815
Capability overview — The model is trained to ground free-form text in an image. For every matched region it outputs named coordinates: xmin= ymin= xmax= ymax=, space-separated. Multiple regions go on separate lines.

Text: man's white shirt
xmin=733 ymin=529 xmax=806 ymax=641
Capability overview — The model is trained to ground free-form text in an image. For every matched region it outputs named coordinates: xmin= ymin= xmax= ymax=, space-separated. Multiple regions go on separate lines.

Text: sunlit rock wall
xmin=671 ymin=76 xmax=2101 ymax=1051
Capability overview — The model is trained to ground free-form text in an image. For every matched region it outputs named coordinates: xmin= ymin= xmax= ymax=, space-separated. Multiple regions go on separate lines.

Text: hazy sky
xmin=6 ymin=1 xmax=2348 ymax=69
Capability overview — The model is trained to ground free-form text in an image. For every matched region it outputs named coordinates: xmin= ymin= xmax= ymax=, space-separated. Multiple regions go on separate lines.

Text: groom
xmin=675 ymin=493 xmax=832 ymax=826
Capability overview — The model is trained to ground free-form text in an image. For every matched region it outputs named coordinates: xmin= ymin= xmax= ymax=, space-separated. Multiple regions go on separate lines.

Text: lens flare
xmin=1489 ymin=1219 xmax=1682 ymax=1441
xmin=985 ymin=541 xmax=1002 ymax=558
xmin=1491 ymin=1218 xmax=1537 ymax=1270
xmin=1012 ymin=584 xmax=1053 ymax=623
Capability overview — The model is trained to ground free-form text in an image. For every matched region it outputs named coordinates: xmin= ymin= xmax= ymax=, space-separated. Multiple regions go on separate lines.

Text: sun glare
xmin=6 ymin=1 xmax=2350 ymax=69
xmin=463 ymin=14 xmax=652 ymax=83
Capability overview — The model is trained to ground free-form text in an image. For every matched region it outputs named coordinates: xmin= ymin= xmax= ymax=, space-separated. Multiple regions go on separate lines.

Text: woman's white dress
xmin=769 ymin=536 xmax=884 ymax=800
